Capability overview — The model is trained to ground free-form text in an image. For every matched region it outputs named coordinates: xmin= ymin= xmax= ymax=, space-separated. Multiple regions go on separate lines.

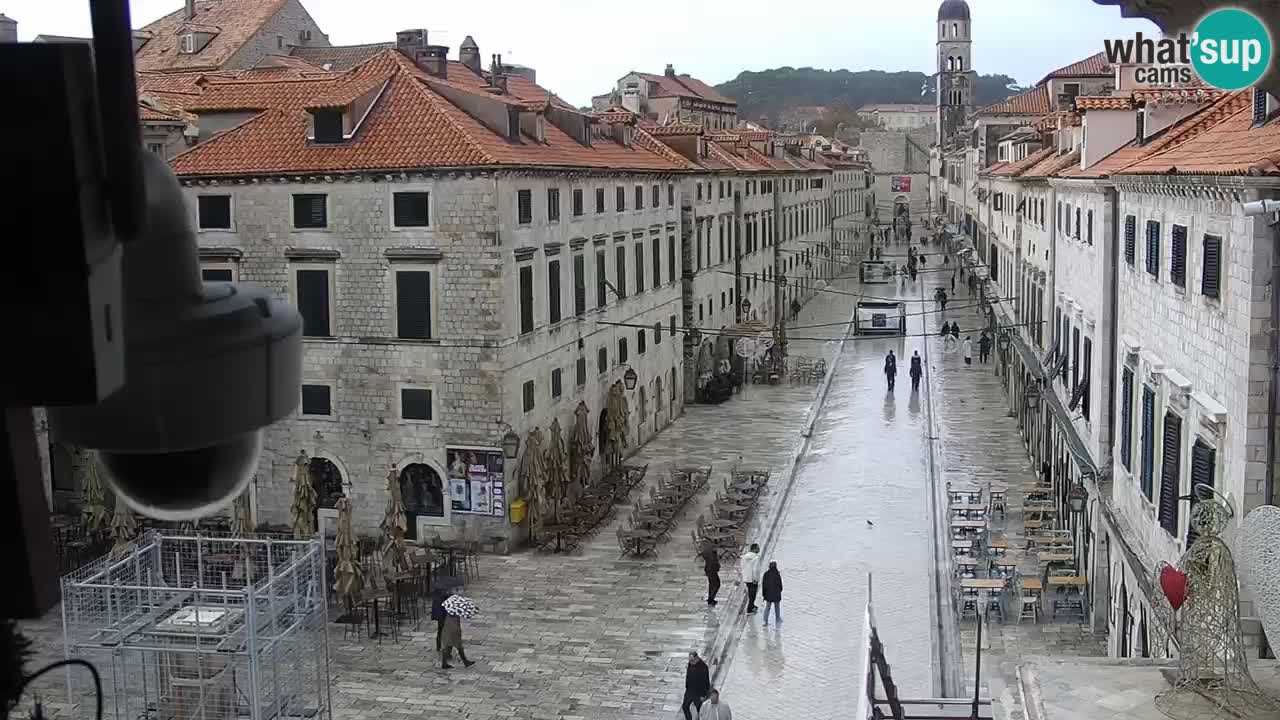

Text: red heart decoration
xmin=1160 ymin=564 xmax=1188 ymax=611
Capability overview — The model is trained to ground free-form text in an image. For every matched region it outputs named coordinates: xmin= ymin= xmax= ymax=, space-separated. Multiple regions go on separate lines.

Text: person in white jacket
xmin=738 ymin=543 xmax=761 ymax=614
xmin=698 ymin=689 xmax=732 ymax=720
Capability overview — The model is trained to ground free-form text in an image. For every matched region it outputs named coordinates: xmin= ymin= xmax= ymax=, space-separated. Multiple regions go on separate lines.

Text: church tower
xmin=936 ymin=0 xmax=973 ymax=147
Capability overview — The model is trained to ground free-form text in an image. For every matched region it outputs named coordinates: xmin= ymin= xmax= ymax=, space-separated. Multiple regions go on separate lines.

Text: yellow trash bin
xmin=509 ymin=499 xmax=527 ymax=525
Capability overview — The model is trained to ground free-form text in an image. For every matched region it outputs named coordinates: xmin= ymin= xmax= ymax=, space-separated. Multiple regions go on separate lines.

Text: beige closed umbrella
xmin=332 ymin=496 xmax=365 ymax=613
xmin=380 ymin=466 xmax=412 ymax=586
xmin=231 ymin=490 xmax=254 ymax=537
xmin=545 ymin=419 xmax=568 ymax=526
xmin=291 ymin=451 xmax=318 ymax=539
xmin=521 ymin=428 xmax=546 ymax=534
xmin=80 ymin=452 xmax=110 ymax=533
xmin=569 ymin=401 xmax=594 ymax=500
xmin=606 ymin=381 xmax=631 ymax=470
xmin=109 ymin=496 xmax=137 ymax=558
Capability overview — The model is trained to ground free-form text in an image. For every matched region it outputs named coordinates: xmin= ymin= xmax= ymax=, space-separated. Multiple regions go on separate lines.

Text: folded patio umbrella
xmin=443 ymin=594 xmax=478 ymax=619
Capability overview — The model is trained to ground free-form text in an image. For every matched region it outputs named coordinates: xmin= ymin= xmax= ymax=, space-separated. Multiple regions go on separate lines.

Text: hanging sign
xmin=445 ymin=447 xmax=506 ymax=516
xmin=891 ymin=176 xmax=912 ymax=192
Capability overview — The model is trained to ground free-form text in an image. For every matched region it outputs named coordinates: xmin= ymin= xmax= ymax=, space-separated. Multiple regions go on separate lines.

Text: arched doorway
xmin=309 ymin=456 xmax=344 ymax=538
xmin=597 ymin=408 xmax=608 ymax=460
xmin=399 ymin=463 xmax=445 ymax=540
xmin=1118 ymin=580 xmax=1131 ymax=657
xmin=654 ymin=376 xmax=664 ymax=429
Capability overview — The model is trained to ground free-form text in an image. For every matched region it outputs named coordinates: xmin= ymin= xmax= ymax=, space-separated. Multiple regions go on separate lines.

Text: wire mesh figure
xmin=1150 ymin=486 xmax=1279 ymax=720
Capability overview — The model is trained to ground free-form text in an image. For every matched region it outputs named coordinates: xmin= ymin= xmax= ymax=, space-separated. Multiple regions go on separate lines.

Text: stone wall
xmin=224 ymin=0 xmax=330 ymax=71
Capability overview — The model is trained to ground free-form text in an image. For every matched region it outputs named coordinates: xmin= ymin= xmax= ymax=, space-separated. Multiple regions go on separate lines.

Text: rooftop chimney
xmin=184 ymin=0 xmax=195 ymax=20
xmin=395 ymin=29 xmax=428 ymax=59
xmin=413 ymin=44 xmax=449 ymax=79
xmin=486 ymin=54 xmax=507 ymax=95
xmin=0 ymin=14 xmax=16 ymax=44
xmin=459 ymin=35 xmax=481 ymax=75
xmin=664 ymin=63 xmax=675 ymax=77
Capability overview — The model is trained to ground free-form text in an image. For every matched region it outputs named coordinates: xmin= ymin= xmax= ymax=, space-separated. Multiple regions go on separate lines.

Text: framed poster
xmin=891 ymin=176 xmax=912 ymax=193
xmin=445 ymin=447 xmax=506 ymax=516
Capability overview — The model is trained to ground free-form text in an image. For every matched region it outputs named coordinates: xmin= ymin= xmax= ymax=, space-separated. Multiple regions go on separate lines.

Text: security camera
xmin=47 ymin=152 xmax=303 ymax=520
xmin=1242 ymin=199 xmax=1280 ymax=216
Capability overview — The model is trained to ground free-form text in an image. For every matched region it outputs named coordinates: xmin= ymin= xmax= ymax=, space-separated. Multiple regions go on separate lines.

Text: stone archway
xmin=309 ymin=457 xmax=344 ymax=510
xmin=399 ymin=462 xmax=446 ymax=540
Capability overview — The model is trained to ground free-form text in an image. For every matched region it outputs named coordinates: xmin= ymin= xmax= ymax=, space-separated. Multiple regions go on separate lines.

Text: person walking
xmin=950 ymin=271 xmax=956 ymax=293
xmin=909 ymin=350 xmax=923 ymax=392
xmin=884 ymin=350 xmax=898 ymax=391
xmin=430 ymin=582 xmax=451 ymax=651
xmin=738 ymin=543 xmax=761 ymax=614
xmin=939 ymin=289 xmax=948 ymax=311
xmin=439 ymin=590 xmax=476 ymax=669
xmin=697 ymin=689 xmax=733 ymax=720
xmin=978 ymin=331 xmax=992 ymax=363
xmin=682 ymin=652 xmax=712 ymax=720
xmin=761 ymin=561 xmax=783 ymax=626
xmin=962 ymin=336 xmax=973 ymax=367
xmin=701 ymin=542 xmax=721 ymax=606
xmin=951 ymin=322 xmax=962 ymax=339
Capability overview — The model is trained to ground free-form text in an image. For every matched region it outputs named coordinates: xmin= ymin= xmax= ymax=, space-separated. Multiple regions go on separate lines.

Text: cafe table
xmin=1038 ymin=552 xmax=1074 ymax=564
xmin=951 ymin=539 xmax=974 ymax=555
xmin=950 ymin=519 xmax=987 ymax=530
xmin=960 ymin=578 xmax=1006 ymax=590
xmin=950 ymin=504 xmax=988 ymax=518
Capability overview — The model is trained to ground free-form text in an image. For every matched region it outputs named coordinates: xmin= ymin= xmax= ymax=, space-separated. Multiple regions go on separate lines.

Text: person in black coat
xmin=761 ymin=561 xmax=783 ymax=626
xmin=701 ymin=542 xmax=721 ymax=606
xmin=884 ymin=350 xmax=898 ymax=391
xmin=909 ymin=351 xmax=923 ymax=393
xmin=430 ymin=584 xmax=451 ymax=651
xmin=683 ymin=651 xmax=712 ymax=720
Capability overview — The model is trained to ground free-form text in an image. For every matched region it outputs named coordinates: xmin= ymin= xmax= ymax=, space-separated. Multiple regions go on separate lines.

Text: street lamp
xmin=498 ymin=423 xmax=520 ymax=459
xmin=1068 ymin=481 xmax=1089 ymax=515
xmin=1024 ymin=383 xmax=1042 ymax=410
xmin=623 ymin=365 xmax=638 ymax=390
xmin=687 ymin=327 xmax=702 ymax=345
xmin=740 ymin=298 xmax=752 ymax=314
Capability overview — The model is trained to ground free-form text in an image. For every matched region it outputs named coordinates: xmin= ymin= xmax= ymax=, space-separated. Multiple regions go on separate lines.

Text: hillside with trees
xmin=716 ymin=67 xmax=1022 ymax=125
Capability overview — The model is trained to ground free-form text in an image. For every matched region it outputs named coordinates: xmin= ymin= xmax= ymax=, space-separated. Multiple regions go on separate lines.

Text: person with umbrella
xmin=441 ymin=589 xmax=478 ymax=669
xmin=431 ymin=577 xmax=461 ymax=652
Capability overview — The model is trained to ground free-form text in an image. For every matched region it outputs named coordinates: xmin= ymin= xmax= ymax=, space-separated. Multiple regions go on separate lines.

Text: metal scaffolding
xmin=60 ymin=531 xmax=332 ymax=720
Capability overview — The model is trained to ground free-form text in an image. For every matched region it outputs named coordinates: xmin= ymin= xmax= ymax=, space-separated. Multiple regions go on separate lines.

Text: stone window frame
xmin=200 ymin=261 xmax=239 ymax=283
xmin=396 ymin=382 xmax=438 ymax=426
xmin=299 ymin=380 xmax=337 ymax=420
xmin=291 ymin=192 xmax=331 ymax=232
xmin=194 ymin=193 xmax=235 ymax=232
xmin=387 ymin=262 xmax=440 ymax=342
xmin=289 ymin=261 xmax=337 ymax=338
xmin=387 ymin=184 xmax=436 ymax=233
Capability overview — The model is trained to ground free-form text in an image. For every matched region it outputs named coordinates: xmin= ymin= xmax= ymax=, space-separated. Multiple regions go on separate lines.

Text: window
xmin=1202 ymin=234 xmax=1222 ymax=298
xmin=147 ymin=142 xmax=166 ymax=156
xmin=392 ymin=191 xmax=430 ymax=227
xmin=618 ymin=337 xmax=628 ymax=363
xmin=1140 ymin=385 xmax=1156 ymax=500
xmin=1158 ymin=411 xmax=1183 ymax=537
xmin=670 ymin=314 xmax=676 ymax=341
xmin=197 ymin=195 xmax=232 ymax=230
xmin=1075 ymin=207 xmax=1081 ymax=239
xmin=597 ymin=347 xmax=607 ymax=374
xmin=1136 ymin=110 xmax=1146 ymax=144
xmin=654 ymin=322 xmax=662 ymax=343
xmin=1187 ymin=440 xmax=1217 ymax=544
xmin=1170 ymin=224 xmax=1187 ymax=287
xmin=551 ymin=368 xmax=563 ymax=399
xmin=1254 ymin=87 xmax=1269 ymax=126
xmin=573 ymin=255 xmax=586 ymax=316
xmin=1120 ymin=367 xmax=1134 ymax=471
xmin=638 ymin=328 xmax=647 ymax=354
xmin=547 ymin=188 xmax=561 ymax=223
xmin=1145 ymin=220 xmax=1161 ymax=277
xmin=202 ymin=267 xmax=234 ymax=282
xmin=615 ymin=246 xmax=627 ymax=298
xmin=395 ymin=270 xmax=433 ymax=339
xmin=595 ymin=188 xmax=606 ymax=214
xmin=517 ymin=189 xmax=533 ymax=225
xmin=596 ymin=250 xmax=607 ymax=307
xmin=636 ymin=185 xmax=644 ymax=210
xmin=668 ymin=183 xmax=675 ymax=206
xmin=519 ymin=265 xmax=534 ymax=334
xmin=301 ymin=384 xmax=332 ymax=416
xmin=576 ymin=357 xmax=587 ymax=386
xmin=292 ymin=193 xmax=327 ymax=229
xmin=1081 ymin=337 xmax=1092 ymax=420
xmin=697 ymin=183 xmax=703 ymax=201
xmin=295 ymin=268 xmax=331 ymax=337
xmin=572 ymin=189 xmax=584 ymax=217
xmin=1124 ymin=215 xmax=1136 ymax=265
xmin=1086 ymin=209 xmax=1093 ymax=245
xmin=651 ymin=237 xmax=662 ymax=288
xmin=522 ymin=380 xmax=535 ymax=412
xmin=548 ymin=260 xmax=562 ymax=324
xmin=1071 ymin=327 xmax=1080 ymax=393
xmin=719 ymin=224 xmax=725 ymax=263
xmin=401 ymin=387 xmax=433 ymax=421
xmin=616 ymin=186 xmax=626 ymax=212
xmin=652 ymin=185 xmax=660 ymax=208
xmin=635 ymin=244 xmax=645 ymax=293
xmin=668 ymin=236 xmax=676 ymax=285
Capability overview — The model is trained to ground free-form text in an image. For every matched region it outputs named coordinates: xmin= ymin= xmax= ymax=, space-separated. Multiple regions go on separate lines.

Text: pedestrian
xmin=950 ymin=272 xmax=955 ymax=293
xmin=939 ymin=290 xmax=948 ymax=311
xmin=439 ymin=591 xmax=476 ymax=669
xmin=791 ymin=299 xmax=801 ymax=322
xmin=962 ymin=336 xmax=973 ymax=366
xmin=738 ymin=543 xmax=761 ymax=614
xmin=430 ymin=582 xmax=451 ymax=651
xmin=951 ymin=322 xmax=961 ymax=339
xmin=701 ymin=541 xmax=721 ymax=606
xmin=884 ymin=350 xmax=898 ymax=391
xmin=761 ymin=560 xmax=783 ymax=626
xmin=697 ymin=689 xmax=733 ymax=720
xmin=978 ymin=331 xmax=992 ymax=363
xmin=683 ymin=652 xmax=712 ymax=720
xmin=909 ymin=350 xmax=923 ymax=392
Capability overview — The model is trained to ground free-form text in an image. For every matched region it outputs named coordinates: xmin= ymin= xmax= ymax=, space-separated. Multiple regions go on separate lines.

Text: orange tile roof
xmin=636 ymin=72 xmax=736 ymax=105
xmin=134 ymin=0 xmax=288 ymax=72
xmin=289 ymin=43 xmax=394 ymax=71
xmin=992 ymin=146 xmax=1055 ymax=176
xmin=170 ymin=49 xmax=693 ymax=177
xmin=1115 ymin=90 xmax=1276 ymax=175
xmin=982 ymin=162 xmax=1009 ymax=175
xmin=1022 ymin=149 xmax=1081 ymax=179
xmin=1131 ymin=87 xmax=1224 ymax=105
xmin=980 ymin=85 xmax=1050 ymax=116
xmin=1040 ymin=52 xmax=1111 ymax=83
xmin=1075 ymin=95 xmax=1133 ymax=111
xmin=251 ymin=53 xmax=329 ymax=73
xmin=646 ymin=123 xmax=704 ymax=136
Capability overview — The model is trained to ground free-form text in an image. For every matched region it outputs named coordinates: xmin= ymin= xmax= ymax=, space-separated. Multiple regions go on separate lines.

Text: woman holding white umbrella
xmin=441 ymin=590 xmax=478 ymax=669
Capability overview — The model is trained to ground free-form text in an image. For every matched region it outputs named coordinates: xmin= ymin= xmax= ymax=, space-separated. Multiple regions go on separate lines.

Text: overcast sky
xmin=7 ymin=0 xmax=1156 ymax=106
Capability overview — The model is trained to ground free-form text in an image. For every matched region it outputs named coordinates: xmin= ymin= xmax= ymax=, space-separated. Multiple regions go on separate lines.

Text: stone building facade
xmin=593 ymin=66 xmax=738 ymax=130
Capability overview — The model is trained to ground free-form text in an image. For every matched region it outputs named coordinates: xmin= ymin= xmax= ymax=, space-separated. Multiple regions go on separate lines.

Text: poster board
xmin=445 ymin=447 xmax=506 ymax=517
xmin=891 ymin=176 xmax=912 ymax=193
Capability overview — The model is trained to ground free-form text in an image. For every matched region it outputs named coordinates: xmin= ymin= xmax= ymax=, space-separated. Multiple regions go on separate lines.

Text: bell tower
xmin=936 ymin=0 xmax=973 ymax=147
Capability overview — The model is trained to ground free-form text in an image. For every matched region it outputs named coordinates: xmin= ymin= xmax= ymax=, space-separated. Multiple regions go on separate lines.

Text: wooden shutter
xmin=401 ymin=388 xmax=432 ymax=420
xmin=1158 ymin=412 xmax=1182 ymax=536
xmin=617 ymin=186 xmax=626 ymax=211
xmin=522 ymin=381 xmax=534 ymax=412
xmin=1253 ymin=87 xmax=1268 ymax=126
xmin=572 ymin=189 xmax=583 ymax=216
xmin=576 ymin=357 xmax=586 ymax=386
xmin=293 ymin=194 xmax=327 ymax=228
xmin=1140 ymin=386 xmax=1155 ymax=499
xmin=1187 ymin=440 xmax=1216 ymax=545
xmin=1071 ymin=327 xmax=1080 ymax=392
xmin=1124 ymin=216 xmax=1136 ymax=265
xmin=547 ymin=188 xmax=560 ymax=222
xmin=616 ymin=246 xmax=627 ymax=298
xmin=551 ymin=368 xmax=563 ymax=398
xmin=1074 ymin=207 xmax=1081 ymax=239
xmin=1086 ymin=209 xmax=1093 ymax=245
xmin=395 ymin=270 xmax=432 ymax=339
xmin=1202 ymin=235 xmax=1222 ymax=298
xmin=1120 ymin=368 xmax=1134 ymax=470
xmin=573 ymin=254 xmax=586 ymax=316
xmin=668 ymin=236 xmax=676 ymax=285
xmin=652 ymin=237 xmax=661 ymax=288
xmin=1146 ymin=221 xmax=1160 ymax=277
xmin=393 ymin=192 xmax=429 ymax=227
xmin=296 ymin=269 xmax=330 ymax=336
xmin=198 ymin=196 xmax=231 ymax=229
xmin=519 ymin=265 xmax=534 ymax=334
xmin=517 ymin=190 xmax=532 ymax=224
xmin=1170 ymin=225 xmax=1187 ymax=287
xmin=301 ymin=384 xmax=331 ymax=416
xmin=548 ymin=260 xmax=561 ymax=324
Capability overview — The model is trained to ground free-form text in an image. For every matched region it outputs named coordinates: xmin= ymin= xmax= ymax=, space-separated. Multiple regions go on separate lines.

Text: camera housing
xmin=47 ymin=151 xmax=303 ymax=520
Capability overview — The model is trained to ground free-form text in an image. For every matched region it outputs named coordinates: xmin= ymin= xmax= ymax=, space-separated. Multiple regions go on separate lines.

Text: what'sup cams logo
xmin=1103 ymin=8 xmax=1273 ymax=90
